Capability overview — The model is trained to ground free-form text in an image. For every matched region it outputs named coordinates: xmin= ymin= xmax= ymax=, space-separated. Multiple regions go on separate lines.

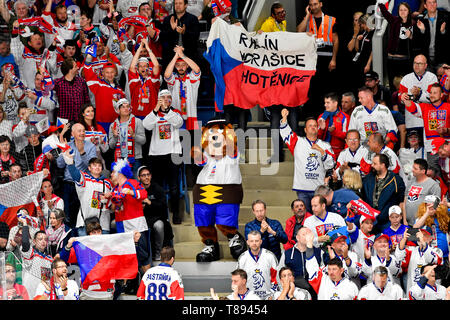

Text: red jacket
xmin=283 ymin=213 xmax=313 ymax=251
xmin=317 ymin=110 xmax=349 ymax=159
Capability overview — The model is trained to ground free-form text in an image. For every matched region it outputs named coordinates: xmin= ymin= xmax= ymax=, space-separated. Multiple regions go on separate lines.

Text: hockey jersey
xmin=317 ymin=110 xmax=349 ymax=158
xmin=306 ymin=252 xmax=359 ymax=300
xmin=405 ymin=101 xmax=450 ymax=152
xmin=26 ymin=89 xmax=57 ymax=125
xmin=347 ymin=225 xmax=375 ymax=263
xmin=196 ymin=152 xmax=242 ymax=185
xmin=399 ymin=71 xmax=438 ymax=129
xmin=165 ymin=70 xmax=201 ymax=130
xmin=111 ymin=179 xmax=148 ymax=233
xmin=335 ymin=145 xmax=369 ymax=178
xmin=128 ymin=68 xmax=161 ymax=117
xmin=226 ymin=289 xmax=261 ymax=300
xmin=272 ymin=287 xmax=312 ymax=300
xmin=362 ymin=254 xmax=402 ymax=285
xmin=137 ymin=263 xmax=185 ymax=300
xmin=360 ymin=146 xmax=403 ymax=176
xmin=237 ymin=248 xmax=279 ymax=300
xmin=41 ymin=11 xmax=77 ymax=48
xmin=395 ymin=244 xmax=443 ymax=293
xmin=142 ymin=108 xmax=184 ymax=156
xmin=280 ymin=121 xmax=335 ymax=192
xmin=408 ymin=276 xmax=447 ymax=300
xmin=303 ymin=212 xmax=346 ymax=248
xmin=348 ymin=104 xmax=398 ymax=144
xmin=358 ymin=281 xmax=404 ymax=300
xmin=84 ymin=64 xmax=125 ymax=124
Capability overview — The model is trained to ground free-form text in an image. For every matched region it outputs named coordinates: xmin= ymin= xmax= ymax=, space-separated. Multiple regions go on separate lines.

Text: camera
xmin=347 ymin=162 xmax=359 ymax=168
xmin=407 ymin=94 xmax=415 ymax=100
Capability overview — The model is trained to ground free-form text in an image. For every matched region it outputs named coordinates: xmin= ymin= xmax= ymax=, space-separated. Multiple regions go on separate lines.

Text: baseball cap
xmin=25 ymin=125 xmax=39 ymax=137
xmin=424 ymin=195 xmax=440 ymax=204
xmin=137 ymin=57 xmax=149 ymax=65
xmin=431 ymin=137 xmax=447 ymax=155
xmin=103 ymin=62 xmax=117 ymax=72
xmin=388 ymin=205 xmax=402 ymax=216
xmin=419 ymin=226 xmax=433 ymax=236
xmin=374 ymin=234 xmax=389 ymax=243
xmin=329 ymin=232 xmax=347 ymax=244
xmin=360 ymin=214 xmax=376 ymax=223
xmin=365 ymin=71 xmax=379 ymax=80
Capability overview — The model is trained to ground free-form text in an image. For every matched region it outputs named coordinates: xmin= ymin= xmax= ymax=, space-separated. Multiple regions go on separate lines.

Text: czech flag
xmin=0 ymin=171 xmax=44 ymax=228
xmin=73 ymin=232 xmax=138 ymax=284
xmin=204 ymin=18 xmax=317 ymax=112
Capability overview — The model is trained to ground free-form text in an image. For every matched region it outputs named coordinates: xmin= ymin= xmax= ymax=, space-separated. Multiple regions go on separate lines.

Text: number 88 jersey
xmin=137 ymin=263 xmax=185 ymax=300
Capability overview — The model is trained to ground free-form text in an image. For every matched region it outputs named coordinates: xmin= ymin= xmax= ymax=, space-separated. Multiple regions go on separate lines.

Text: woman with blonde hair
xmin=342 ymin=169 xmax=363 ymax=198
xmin=413 ymin=196 xmax=449 ymax=260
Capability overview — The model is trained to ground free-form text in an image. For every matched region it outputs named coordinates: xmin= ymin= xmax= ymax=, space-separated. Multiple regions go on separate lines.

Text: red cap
xmin=103 ymin=62 xmax=117 ymax=72
xmin=374 ymin=234 xmax=390 ymax=242
xmin=431 ymin=137 xmax=446 ymax=155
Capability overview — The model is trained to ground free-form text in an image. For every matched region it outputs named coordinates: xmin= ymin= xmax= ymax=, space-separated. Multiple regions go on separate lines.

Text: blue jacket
xmin=56 ymin=140 xmax=97 ymax=182
xmin=362 ymin=171 xmax=405 ymax=226
xmin=245 ymin=217 xmax=288 ymax=261
xmin=328 ymin=188 xmax=360 ymax=217
xmin=284 ymin=245 xmax=324 ymax=278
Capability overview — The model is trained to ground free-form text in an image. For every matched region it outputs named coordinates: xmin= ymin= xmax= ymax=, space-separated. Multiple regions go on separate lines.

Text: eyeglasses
xmin=347 ymin=138 xmax=359 ymax=142
xmin=275 ymin=10 xmax=286 ymax=16
xmin=139 ymin=173 xmax=151 ymax=177
xmin=413 ymin=62 xmax=426 ymax=65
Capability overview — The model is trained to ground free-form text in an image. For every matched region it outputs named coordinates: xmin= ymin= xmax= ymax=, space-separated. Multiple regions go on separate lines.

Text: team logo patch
xmin=306 ymin=153 xmax=319 ymax=172
xmin=252 ymin=269 xmax=265 ymax=290
xmin=407 ymin=185 xmax=423 ymax=202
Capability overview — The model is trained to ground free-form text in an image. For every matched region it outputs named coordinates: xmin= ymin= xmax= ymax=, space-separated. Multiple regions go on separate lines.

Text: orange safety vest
xmin=307 ymin=14 xmax=336 ymax=46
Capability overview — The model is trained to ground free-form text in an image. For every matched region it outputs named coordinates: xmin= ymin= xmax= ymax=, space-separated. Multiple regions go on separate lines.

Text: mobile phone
xmin=408 ymin=227 xmax=420 ymax=242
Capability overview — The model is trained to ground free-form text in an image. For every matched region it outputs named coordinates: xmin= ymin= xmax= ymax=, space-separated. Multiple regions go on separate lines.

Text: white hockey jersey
xmin=347 ymin=225 xmax=375 ymax=263
xmin=408 ymin=278 xmax=447 ymax=300
xmin=196 ymin=153 xmax=242 ymax=185
xmin=272 ymin=287 xmax=312 ymax=300
xmin=303 ymin=212 xmax=346 ymax=248
xmin=306 ymin=254 xmax=359 ymax=300
xmin=362 ymin=254 xmax=402 ymax=285
xmin=137 ymin=263 xmax=185 ymax=300
xmin=142 ymin=109 xmax=184 ymax=156
xmin=335 ymin=145 xmax=369 ymax=178
xmin=348 ymin=104 xmax=398 ymax=143
xmin=395 ymin=244 xmax=443 ymax=293
xmin=357 ymin=281 xmax=404 ymax=300
xmin=226 ymin=289 xmax=261 ymax=300
xmin=360 ymin=145 xmax=403 ymax=177
xmin=399 ymin=71 xmax=438 ymax=129
xmin=237 ymin=248 xmax=279 ymax=300
xmin=280 ymin=122 xmax=335 ymax=192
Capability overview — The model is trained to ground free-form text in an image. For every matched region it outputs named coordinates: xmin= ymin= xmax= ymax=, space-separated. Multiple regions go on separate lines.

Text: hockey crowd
xmin=0 ymin=0 xmax=450 ymax=301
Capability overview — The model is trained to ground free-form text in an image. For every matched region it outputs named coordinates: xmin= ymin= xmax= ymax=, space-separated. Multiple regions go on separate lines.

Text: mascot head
xmin=200 ymin=118 xmax=237 ymax=158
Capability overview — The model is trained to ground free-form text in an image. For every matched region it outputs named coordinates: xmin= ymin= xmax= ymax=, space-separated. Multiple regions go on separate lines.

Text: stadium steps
xmin=171 ymin=128 xmax=296 ymax=293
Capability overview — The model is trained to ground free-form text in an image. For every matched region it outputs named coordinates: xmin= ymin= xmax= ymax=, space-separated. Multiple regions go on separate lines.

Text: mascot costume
xmin=192 ymin=118 xmax=246 ymax=262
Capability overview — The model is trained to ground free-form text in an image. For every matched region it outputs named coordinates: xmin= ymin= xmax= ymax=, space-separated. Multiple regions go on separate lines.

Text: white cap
xmin=137 ymin=57 xmax=149 ymax=65
xmin=158 ymin=89 xmax=172 ymax=98
xmin=424 ymin=195 xmax=439 ymax=204
xmin=388 ymin=205 xmax=402 ymax=216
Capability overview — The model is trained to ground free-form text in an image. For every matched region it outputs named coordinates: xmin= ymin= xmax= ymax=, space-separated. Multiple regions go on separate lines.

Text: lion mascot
xmin=191 ymin=118 xmax=247 ymax=262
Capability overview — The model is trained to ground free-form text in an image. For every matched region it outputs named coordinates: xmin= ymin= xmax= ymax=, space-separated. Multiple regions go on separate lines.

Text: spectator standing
xmin=341 ymin=92 xmax=357 ymax=116
xmin=160 ymin=0 xmax=200 ymax=68
xmin=317 ymin=92 xmax=349 ymax=159
xmin=361 ymin=154 xmax=406 ymax=234
xmin=0 ymin=64 xmax=25 ymax=122
xmin=20 ymin=124 xmax=42 ymax=175
xmin=414 ymin=0 xmax=449 ymax=68
xmin=25 ymin=71 xmax=57 ymax=125
xmin=383 ymin=205 xmax=409 ymax=250
xmin=0 ymin=263 xmax=30 ymax=300
xmin=283 ymin=199 xmax=312 ymax=251
xmin=280 ymin=109 xmax=335 ymax=213
xmin=244 ymin=199 xmax=287 ymax=261
xmin=408 ymin=264 xmax=448 ymax=299
xmin=138 ymin=166 xmax=174 ymax=261
xmin=39 ymin=179 xmax=64 ymax=227
xmin=0 ymin=135 xmax=16 ymax=184
xmin=53 ymin=58 xmax=91 ymax=122
xmin=399 ymin=54 xmax=438 ymax=136
xmin=348 ymin=86 xmax=398 ymax=147
xmin=0 ymin=105 xmax=13 ymax=139
xmin=56 ymin=123 xmax=97 ymax=228
xmin=0 ymin=38 xmax=20 ymax=77
xmin=142 ymin=89 xmax=184 ymax=224
xmin=108 ymin=98 xmax=146 ymax=177
xmin=402 ymin=159 xmax=441 ymax=226
xmin=364 ymin=71 xmax=393 ymax=109
xmin=164 ymin=45 xmax=201 ymax=131
xmin=335 ymin=130 xmax=369 ymax=180
xmin=378 ymin=1 xmax=415 ymax=90
xmin=45 ymin=208 xmax=72 ymax=258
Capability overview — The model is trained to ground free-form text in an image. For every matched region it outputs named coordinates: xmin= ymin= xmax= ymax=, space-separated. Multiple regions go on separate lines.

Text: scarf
xmin=177 ymin=74 xmax=187 ymax=116
xmin=49 ymin=276 xmax=62 ymax=300
xmin=46 ymin=223 xmax=65 ymax=246
xmin=113 ymin=116 xmax=136 ymax=164
xmin=320 ymin=109 xmax=338 ymax=142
